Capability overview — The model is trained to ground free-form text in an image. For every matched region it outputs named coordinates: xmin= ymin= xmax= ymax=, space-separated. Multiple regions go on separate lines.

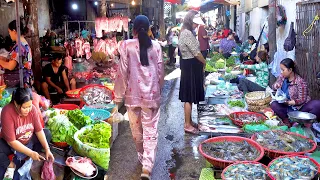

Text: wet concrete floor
xmin=107 ymin=69 xmax=208 ymax=180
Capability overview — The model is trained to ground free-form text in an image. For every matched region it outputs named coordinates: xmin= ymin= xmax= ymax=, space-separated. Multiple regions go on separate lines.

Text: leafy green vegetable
xmin=210 ymin=53 xmax=225 ymax=62
xmin=226 ymin=67 xmax=232 ymax=73
xmin=205 ymin=64 xmax=217 ymax=72
xmin=226 ymin=56 xmax=237 ymax=67
xmin=223 ymin=74 xmax=237 ymax=82
xmin=78 ymin=122 xmax=112 ymax=148
xmin=228 ymin=100 xmax=245 ymax=108
xmin=215 ymin=61 xmax=225 ymax=69
xmin=47 ymin=115 xmax=78 ymax=145
xmin=67 ymin=109 xmax=93 ymax=129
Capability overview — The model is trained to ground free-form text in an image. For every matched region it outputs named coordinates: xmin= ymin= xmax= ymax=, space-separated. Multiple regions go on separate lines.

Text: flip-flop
xmin=141 ymin=173 xmax=150 ymax=180
xmin=184 ymin=127 xmax=199 ymax=135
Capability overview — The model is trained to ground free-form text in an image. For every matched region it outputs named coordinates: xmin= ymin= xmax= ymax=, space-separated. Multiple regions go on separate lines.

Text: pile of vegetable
xmin=78 ymin=122 xmax=112 ymax=149
xmin=210 ymin=53 xmax=225 ymax=62
xmin=215 ymin=59 xmax=225 ymax=69
xmin=67 ymin=109 xmax=93 ymax=129
xmin=47 ymin=115 xmax=78 ymax=145
xmin=228 ymin=100 xmax=245 ymax=108
xmin=73 ymin=122 xmax=112 ymax=170
xmin=223 ymin=74 xmax=237 ymax=82
xmin=226 ymin=56 xmax=237 ymax=67
xmin=205 ymin=63 xmax=217 ymax=72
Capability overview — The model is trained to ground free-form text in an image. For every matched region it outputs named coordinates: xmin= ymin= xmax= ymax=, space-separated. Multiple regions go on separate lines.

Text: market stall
xmin=0 ymin=83 xmax=121 ymax=179
xmin=197 ymin=51 xmax=320 ymax=179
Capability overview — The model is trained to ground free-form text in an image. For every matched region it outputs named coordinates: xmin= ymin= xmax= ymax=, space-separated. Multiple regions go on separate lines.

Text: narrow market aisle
xmin=107 ymin=68 xmax=207 ymax=180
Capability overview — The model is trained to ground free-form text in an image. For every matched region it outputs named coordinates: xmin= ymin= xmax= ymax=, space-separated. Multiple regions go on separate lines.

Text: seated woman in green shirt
xmin=236 ymin=51 xmax=269 ymax=94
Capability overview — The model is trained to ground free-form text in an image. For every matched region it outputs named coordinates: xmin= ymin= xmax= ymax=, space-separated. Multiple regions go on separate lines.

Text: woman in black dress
xmin=178 ymin=10 xmax=206 ymax=134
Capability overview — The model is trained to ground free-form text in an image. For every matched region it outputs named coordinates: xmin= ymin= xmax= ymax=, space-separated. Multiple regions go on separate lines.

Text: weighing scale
xmin=288 ymin=111 xmax=317 ymax=143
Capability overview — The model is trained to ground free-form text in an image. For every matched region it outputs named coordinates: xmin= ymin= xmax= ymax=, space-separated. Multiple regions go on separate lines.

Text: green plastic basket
xmin=81 ymin=109 xmax=111 ymax=121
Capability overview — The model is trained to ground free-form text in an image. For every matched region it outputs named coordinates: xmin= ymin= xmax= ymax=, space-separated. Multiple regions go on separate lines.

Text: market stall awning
xmin=200 ymin=2 xmax=223 ymax=13
xmin=201 ymin=0 xmax=238 ymax=6
xmin=165 ymin=0 xmax=182 ymax=4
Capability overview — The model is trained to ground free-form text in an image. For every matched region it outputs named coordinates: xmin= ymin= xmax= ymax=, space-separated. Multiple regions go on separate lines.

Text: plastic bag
xmin=275 ymin=89 xmax=287 ymax=102
xmin=73 ymin=124 xmax=111 ymax=170
xmin=172 ymin=36 xmax=179 ymax=47
xmin=243 ymin=124 xmax=270 ymax=133
xmin=18 ymin=158 xmax=33 ymax=180
xmin=112 ymin=112 xmax=124 ymax=123
xmin=41 ymin=161 xmax=56 ymax=180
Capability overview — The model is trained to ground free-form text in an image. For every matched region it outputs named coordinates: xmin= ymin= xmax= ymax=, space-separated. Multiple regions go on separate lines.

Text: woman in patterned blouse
xmin=237 ymin=51 xmax=269 ymax=94
xmin=271 ymin=58 xmax=320 ymax=127
xmin=178 ymin=10 xmax=206 ymax=134
xmin=0 ymin=20 xmax=33 ymax=88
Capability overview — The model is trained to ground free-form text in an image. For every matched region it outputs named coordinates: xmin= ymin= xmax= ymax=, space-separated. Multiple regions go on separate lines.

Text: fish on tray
xmin=202 ymin=141 xmax=260 ymax=161
xmin=237 ymin=114 xmax=263 ymax=123
xmin=223 ymin=163 xmax=267 ymax=180
xmin=198 ymin=105 xmax=216 ymax=112
xmin=198 ymin=125 xmax=242 ymax=134
xmin=199 ymin=119 xmax=232 ymax=126
xmin=255 ymin=131 xmax=313 ymax=152
xmin=269 ymin=156 xmax=318 ymax=180
xmin=198 ymin=112 xmax=218 ymax=117
xmin=82 ymin=87 xmax=112 ymax=105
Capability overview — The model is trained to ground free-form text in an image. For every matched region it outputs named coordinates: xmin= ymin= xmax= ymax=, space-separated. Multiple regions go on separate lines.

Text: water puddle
xmin=167 ymin=148 xmax=182 ymax=180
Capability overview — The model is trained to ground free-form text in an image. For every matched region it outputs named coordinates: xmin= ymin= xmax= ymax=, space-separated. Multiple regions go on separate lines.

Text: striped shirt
xmin=240 ymin=62 xmax=269 ymax=88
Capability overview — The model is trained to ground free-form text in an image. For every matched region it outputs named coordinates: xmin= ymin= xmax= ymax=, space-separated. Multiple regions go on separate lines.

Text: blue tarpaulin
xmin=200 ymin=0 xmax=223 ymax=13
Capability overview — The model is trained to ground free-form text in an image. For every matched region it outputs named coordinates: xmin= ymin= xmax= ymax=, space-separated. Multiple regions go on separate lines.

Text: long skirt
xmin=179 ymin=58 xmax=204 ymax=104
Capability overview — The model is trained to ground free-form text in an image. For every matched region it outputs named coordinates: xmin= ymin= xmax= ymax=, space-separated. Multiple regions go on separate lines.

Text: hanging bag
xmin=284 ymin=22 xmax=296 ymax=51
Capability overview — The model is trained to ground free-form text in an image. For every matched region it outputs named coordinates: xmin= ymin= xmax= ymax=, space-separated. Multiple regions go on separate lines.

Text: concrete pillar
xmin=25 ymin=0 xmax=42 ymax=84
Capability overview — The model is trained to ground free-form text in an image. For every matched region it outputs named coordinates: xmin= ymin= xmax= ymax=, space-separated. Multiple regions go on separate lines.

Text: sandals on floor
xmin=141 ymin=173 xmax=151 ymax=180
xmin=184 ymin=126 xmax=199 ymax=135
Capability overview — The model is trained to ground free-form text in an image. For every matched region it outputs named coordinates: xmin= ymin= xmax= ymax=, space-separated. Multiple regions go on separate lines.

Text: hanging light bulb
xmin=94 ymin=1 xmax=98 ymax=6
xmin=131 ymin=0 xmax=135 ymax=5
xmin=111 ymin=3 xmax=114 ymax=7
xmin=72 ymin=3 xmax=78 ymax=10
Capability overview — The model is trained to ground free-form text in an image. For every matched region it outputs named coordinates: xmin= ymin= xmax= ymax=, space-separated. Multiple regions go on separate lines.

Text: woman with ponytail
xmin=114 ymin=15 xmax=164 ymax=180
xmin=271 ymin=58 xmax=320 ymax=127
xmin=0 ymin=20 xmax=33 ymax=88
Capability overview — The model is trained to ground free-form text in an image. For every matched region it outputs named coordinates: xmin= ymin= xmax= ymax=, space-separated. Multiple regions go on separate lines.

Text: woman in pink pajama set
xmin=114 ymin=15 xmax=164 ymax=180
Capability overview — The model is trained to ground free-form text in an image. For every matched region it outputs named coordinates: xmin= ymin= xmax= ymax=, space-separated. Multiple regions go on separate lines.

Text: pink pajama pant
xmin=127 ymin=107 xmax=160 ymax=172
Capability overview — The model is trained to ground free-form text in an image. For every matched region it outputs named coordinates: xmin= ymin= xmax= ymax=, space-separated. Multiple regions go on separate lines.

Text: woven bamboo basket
xmin=245 ymin=91 xmax=272 ymax=106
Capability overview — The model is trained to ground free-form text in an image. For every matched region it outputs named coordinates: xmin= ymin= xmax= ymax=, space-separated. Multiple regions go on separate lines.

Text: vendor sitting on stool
xmin=0 ymin=88 xmax=54 ymax=180
xmin=41 ymin=54 xmax=76 ymax=101
xmin=236 ymin=51 xmax=269 ymax=94
xmin=271 ymin=58 xmax=320 ymax=127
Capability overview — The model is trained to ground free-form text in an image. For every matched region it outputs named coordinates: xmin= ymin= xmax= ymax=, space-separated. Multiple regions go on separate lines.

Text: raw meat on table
xmin=66 ymin=157 xmax=96 ymax=177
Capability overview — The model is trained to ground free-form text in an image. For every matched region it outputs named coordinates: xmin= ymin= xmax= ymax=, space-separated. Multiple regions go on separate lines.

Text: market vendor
xmin=271 ymin=58 xmax=320 ymax=127
xmin=41 ymin=54 xmax=76 ymax=100
xmin=0 ymin=20 xmax=34 ymax=88
xmin=236 ymin=51 xmax=269 ymax=93
xmin=239 ymin=36 xmax=256 ymax=62
xmin=219 ymin=32 xmax=237 ymax=58
xmin=212 ymin=29 xmax=224 ymax=41
xmin=0 ymin=88 xmax=54 ymax=180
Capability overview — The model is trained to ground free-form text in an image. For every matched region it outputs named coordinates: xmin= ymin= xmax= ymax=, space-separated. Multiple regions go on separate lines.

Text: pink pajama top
xmin=114 ymin=39 xmax=164 ymax=108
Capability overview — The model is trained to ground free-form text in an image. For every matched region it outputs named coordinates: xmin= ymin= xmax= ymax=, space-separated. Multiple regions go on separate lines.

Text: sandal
xmin=184 ymin=126 xmax=199 ymax=135
xmin=141 ymin=173 xmax=150 ymax=180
